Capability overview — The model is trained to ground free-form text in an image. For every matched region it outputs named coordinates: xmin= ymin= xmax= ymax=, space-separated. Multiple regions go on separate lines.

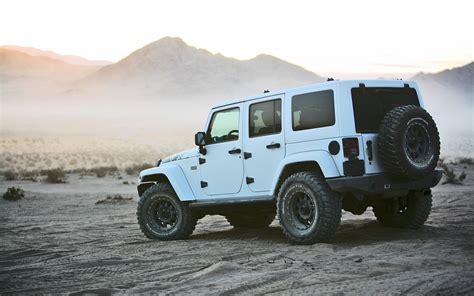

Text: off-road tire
xmin=277 ymin=172 xmax=341 ymax=245
xmin=137 ymin=183 xmax=197 ymax=240
xmin=225 ymin=211 xmax=275 ymax=228
xmin=373 ymin=190 xmax=432 ymax=229
xmin=378 ymin=105 xmax=440 ymax=180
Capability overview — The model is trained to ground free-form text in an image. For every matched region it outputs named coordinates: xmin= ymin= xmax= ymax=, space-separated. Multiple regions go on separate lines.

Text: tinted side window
xmin=292 ymin=90 xmax=335 ymax=131
xmin=207 ymin=107 xmax=240 ymax=144
xmin=249 ymin=99 xmax=282 ymax=137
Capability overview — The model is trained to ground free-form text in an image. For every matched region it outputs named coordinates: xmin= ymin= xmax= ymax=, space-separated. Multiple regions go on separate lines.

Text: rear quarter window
xmin=292 ymin=90 xmax=335 ymax=131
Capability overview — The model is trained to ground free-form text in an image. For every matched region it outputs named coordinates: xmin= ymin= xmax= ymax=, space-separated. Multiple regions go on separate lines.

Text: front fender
xmin=138 ymin=165 xmax=196 ymax=201
xmin=270 ymin=150 xmax=341 ymax=194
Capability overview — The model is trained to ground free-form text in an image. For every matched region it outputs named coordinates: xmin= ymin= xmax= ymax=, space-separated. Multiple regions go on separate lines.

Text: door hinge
xmin=200 ymin=181 xmax=208 ymax=188
xmin=244 ymin=152 xmax=252 ymax=159
xmin=246 ymin=177 xmax=254 ymax=184
xmin=199 ymin=157 xmax=206 ymax=165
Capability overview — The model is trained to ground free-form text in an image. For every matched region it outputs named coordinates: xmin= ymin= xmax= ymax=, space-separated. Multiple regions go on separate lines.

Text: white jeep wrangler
xmin=137 ymin=80 xmax=441 ymax=245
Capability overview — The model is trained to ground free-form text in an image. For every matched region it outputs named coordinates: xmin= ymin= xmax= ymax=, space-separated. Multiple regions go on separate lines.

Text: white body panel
xmin=200 ymin=103 xmax=245 ymax=196
xmin=243 ymin=94 xmax=286 ymax=192
xmin=139 ymin=80 xmax=426 ymax=201
xmin=139 ymin=165 xmax=196 ymax=201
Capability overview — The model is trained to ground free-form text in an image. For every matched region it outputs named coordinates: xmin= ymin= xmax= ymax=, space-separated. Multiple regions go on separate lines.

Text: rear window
xmin=351 ymin=87 xmax=419 ymax=133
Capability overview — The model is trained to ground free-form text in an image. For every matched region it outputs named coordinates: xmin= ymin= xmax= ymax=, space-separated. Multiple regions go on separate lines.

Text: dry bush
xmin=457 ymin=157 xmax=474 ymax=165
xmin=42 ymin=168 xmax=66 ymax=183
xmin=19 ymin=170 xmax=39 ymax=182
xmin=2 ymin=187 xmax=25 ymax=201
xmin=440 ymin=163 xmax=466 ymax=185
xmin=67 ymin=166 xmax=119 ymax=178
xmin=2 ymin=170 xmax=17 ymax=181
xmin=124 ymin=163 xmax=154 ymax=176
xmin=91 ymin=166 xmax=119 ymax=178
xmin=96 ymin=194 xmax=133 ymax=204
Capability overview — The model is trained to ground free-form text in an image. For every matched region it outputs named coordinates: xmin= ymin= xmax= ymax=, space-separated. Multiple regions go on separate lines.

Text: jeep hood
xmin=161 ymin=148 xmax=199 ymax=164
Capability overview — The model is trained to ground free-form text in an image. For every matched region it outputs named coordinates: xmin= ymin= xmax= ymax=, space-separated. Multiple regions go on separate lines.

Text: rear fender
xmin=270 ymin=150 xmax=341 ymax=194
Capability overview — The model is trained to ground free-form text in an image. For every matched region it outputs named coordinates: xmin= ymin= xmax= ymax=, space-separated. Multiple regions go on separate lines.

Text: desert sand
xmin=1 ymin=164 xmax=473 ymax=295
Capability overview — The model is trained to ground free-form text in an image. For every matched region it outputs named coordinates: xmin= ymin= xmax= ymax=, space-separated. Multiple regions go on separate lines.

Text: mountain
xmin=0 ymin=48 xmax=101 ymax=99
xmin=73 ymin=37 xmax=324 ymax=99
xmin=411 ymin=61 xmax=473 ymax=110
xmin=411 ymin=61 xmax=473 ymax=155
xmin=413 ymin=62 xmax=473 ymax=97
xmin=0 ymin=45 xmax=111 ymax=66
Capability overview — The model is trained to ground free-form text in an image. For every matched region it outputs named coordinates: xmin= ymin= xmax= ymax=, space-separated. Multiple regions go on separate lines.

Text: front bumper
xmin=327 ymin=170 xmax=442 ymax=195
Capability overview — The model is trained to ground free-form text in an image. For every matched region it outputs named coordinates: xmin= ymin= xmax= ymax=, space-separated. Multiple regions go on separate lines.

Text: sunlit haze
xmin=1 ymin=0 xmax=472 ymax=78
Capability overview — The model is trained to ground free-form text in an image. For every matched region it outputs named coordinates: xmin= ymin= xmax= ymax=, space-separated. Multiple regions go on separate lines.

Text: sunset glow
xmin=1 ymin=0 xmax=472 ymax=78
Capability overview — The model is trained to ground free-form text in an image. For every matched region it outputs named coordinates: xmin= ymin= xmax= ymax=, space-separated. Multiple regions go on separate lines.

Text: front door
xmin=244 ymin=96 xmax=285 ymax=192
xmin=200 ymin=105 xmax=244 ymax=196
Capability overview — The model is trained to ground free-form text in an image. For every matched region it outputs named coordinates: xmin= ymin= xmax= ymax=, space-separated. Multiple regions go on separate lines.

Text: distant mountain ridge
xmin=74 ymin=37 xmax=324 ymax=99
xmin=0 ymin=45 xmax=111 ymax=66
xmin=0 ymin=48 xmax=102 ymax=98
xmin=413 ymin=62 xmax=473 ymax=95
xmin=1 ymin=37 xmax=472 ymax=104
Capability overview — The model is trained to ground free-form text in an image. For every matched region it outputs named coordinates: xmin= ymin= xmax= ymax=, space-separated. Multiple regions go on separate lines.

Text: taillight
xmin=343 ymin=138 xmax=359 ymax=158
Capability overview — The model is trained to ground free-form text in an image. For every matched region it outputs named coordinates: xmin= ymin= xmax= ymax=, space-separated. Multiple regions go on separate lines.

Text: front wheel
xmin=372 ymin=190 xmax=432 ymax=229
xmin=137 ymin=183 xmax=197 ymax=240
xmin=277 ymin=172 xmax=341 ymax=245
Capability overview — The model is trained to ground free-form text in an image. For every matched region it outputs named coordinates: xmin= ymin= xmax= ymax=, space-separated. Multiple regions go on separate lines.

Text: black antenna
xmin=263 ymin=89 xmax=270 ymax=93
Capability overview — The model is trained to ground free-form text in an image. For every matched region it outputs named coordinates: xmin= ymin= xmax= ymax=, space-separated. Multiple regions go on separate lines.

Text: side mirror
xmin=194 ymin=132 xmax=207 ymax=155
xmin=195 ymin=132 xmax=206 ymax=146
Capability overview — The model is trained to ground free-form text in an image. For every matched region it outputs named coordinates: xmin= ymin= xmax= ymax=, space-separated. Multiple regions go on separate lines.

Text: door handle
xmin=228 ymin=148 xmax=241 ymax=154
xmin=367 ymin=140 xmax=373 ymax=161
xmin=266 ymin=143 xmax=281 ymax=149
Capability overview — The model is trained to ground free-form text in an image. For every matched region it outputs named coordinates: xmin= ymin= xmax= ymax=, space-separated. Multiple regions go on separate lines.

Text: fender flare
xmin=138 ymin=165 xmax=196 ymax=201
xmin=270 ymin=150 xmax=341 ymax=194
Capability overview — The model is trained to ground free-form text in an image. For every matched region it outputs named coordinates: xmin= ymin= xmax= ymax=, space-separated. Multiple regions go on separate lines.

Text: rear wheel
xmin=373 ymin=190 xmax=432 ymax=229
xmin=277 ymin=172 xmax=341 ymax=245
xmin=137 ymin=183 xmax=197 ymax=240
xmin=225 ymin=211 xmax=275 ymax=228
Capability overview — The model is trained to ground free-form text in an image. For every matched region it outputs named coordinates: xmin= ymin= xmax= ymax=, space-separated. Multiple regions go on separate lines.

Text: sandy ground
xmin=1 ymin=166 xmax=473 ymax=295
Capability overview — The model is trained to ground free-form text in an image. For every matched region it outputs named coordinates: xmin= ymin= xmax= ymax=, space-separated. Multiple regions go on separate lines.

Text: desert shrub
xmin=92 ymin=166 xmax=119 ymax=178
xmin=438 ymin=158 xmax=445 ymax=166
xmin=19 ymin=170 xmax=39 ymax=182
xmin=2 ymin=187 xmax=25 ymax=201
xmin=96 ymin=194 xmax=133 ymax=204
xmin=124 ymin=163 xmax=153 ymax=176
xmin=440 ymin=163 xmax=466 ymax=185
xmin=2 ymin=170 xmax=17 ymax=181
xmin=457 ymin=157 xmax=474 ymax=165
xmin=43 ymin=168 xmax=66 ymax=183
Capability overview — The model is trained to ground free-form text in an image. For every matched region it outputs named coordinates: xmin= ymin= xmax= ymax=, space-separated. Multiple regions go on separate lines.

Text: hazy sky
xmin=1 ymin=0 xmax=472 ymax=78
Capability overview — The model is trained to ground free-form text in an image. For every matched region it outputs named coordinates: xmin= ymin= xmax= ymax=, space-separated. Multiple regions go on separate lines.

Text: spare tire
xmin=378 ymin=105 xmax=440 ymax=180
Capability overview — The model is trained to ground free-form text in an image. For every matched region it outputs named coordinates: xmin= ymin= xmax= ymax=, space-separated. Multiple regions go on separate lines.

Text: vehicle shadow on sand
xmin=190 ymin=218 xmax=443 ymax=246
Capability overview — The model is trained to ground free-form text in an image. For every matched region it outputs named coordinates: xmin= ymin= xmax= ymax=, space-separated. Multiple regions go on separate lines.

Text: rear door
xmin=351 ymin=86 xmax=420 ymax=174
xmin=244 ymin=96 xmax=285 ymax=192
xmin=361 ymin=133 xmax=382 ymax=174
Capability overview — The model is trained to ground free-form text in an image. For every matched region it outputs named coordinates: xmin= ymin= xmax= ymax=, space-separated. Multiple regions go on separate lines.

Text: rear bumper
xmin=326 ymin=170 xmax=442 ymax=195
